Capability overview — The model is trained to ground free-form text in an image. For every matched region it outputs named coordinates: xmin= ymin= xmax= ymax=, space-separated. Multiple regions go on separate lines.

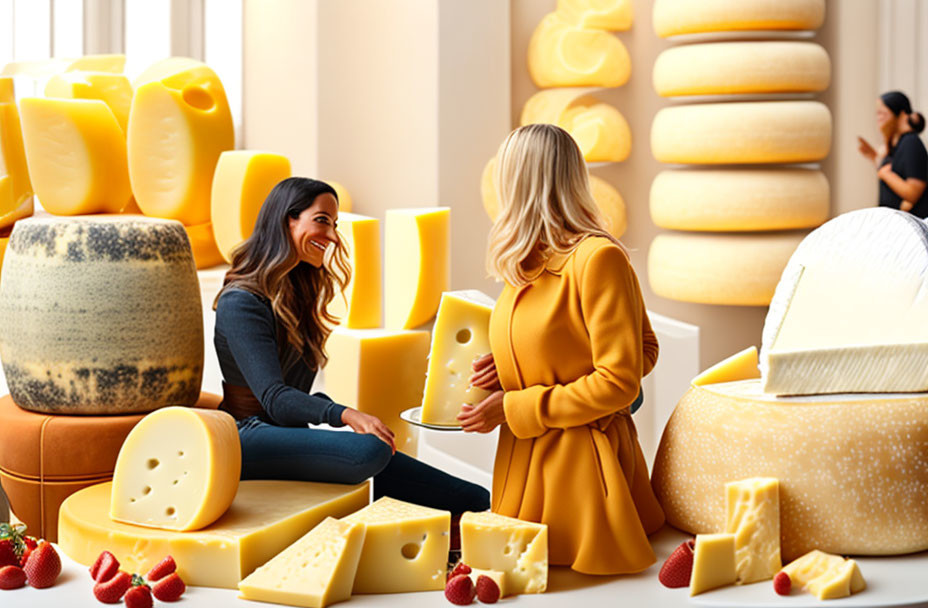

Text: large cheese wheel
xmin=651 ymin=101 xmax=831 ymax=165
xmin=648 ymin=231 xmax=805 ymax=306
xmin=0 ymin=216 xmax=203 ymax=414
xmin=650 ymin=169 xmax=829 ymax=231
xmin=528 ymin=12 xmax=630 ymax=88
xmin=652 ymin=380 xmax=928 ymax=559
xmin=653 ymin=42 xmax=830 ymax=97
xmin=653 ymin=0 xmax=825 ymax=38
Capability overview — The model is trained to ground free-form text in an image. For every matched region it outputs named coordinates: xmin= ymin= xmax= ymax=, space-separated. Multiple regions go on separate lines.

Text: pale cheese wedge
xmin=725 ymin=477 xmax=781 ymax=584
xmin=691 ymin=346 xmax=759 ymax=386
xmin=461 ymin=511 xmax=547 ymax=595
xmin=780 ymin=550 xmax=865 ymax=600
xmin=690 ymin=533 xmax=737 ymax=596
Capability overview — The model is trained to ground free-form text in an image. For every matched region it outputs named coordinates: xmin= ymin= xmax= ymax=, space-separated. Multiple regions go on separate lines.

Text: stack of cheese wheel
xmin=648 ymin=0 xmax=831 ymax=306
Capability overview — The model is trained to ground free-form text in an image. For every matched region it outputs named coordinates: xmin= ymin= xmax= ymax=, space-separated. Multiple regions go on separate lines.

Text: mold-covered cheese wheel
xmin=0 ymin=215 xmax=203 ymax=414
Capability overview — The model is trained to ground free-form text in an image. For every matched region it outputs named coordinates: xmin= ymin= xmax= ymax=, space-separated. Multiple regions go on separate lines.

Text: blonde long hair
xmin=214 ymin=178 xmax=351 ymax=370
xmin=487 ymin=124 xmax=620 ymax=286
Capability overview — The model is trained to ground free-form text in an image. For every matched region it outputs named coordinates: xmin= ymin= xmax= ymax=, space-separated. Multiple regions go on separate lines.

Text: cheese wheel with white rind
xmin=653 ymin=0 xmax=825 ymax=38
xmin=528 ymin=12 xmax=630 ymax=88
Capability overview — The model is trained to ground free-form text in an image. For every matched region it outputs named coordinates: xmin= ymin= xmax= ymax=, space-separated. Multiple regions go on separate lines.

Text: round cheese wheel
xmin=557 ymin=0 xmax=632 ymax=31
xmin=0 ymin=215 xmax=204 ymax=414
xmin=653 ymin=0 xmax=825 ymax=38
xmin=653 ymin=41 xmax=830 ymax=97
xmin=648 ymin=231 xmax=805 ymax=306
xmin=652 ymin=379 xmax=928 ymax=559
xmin=650 ymin=169 xmax=829 ymax=231
xmin=528 ymin=11 xmax=631 ymax=88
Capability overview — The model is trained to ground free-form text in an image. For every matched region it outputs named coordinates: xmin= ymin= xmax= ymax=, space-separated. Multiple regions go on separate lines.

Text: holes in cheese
xmin=780 ymin=550 xmax=865 ymax=600
xmin=651 ymin=101 xmax=831 ymax=165
xmin=384 ymin=207 xmax=449 ymax=329
xmin=327 ymin=213 xmax=381 ymax=329
xmin=725 ymin=478 xmax=781 ymax=584
xmin=182 ymin=221 xmax=225 ymax=269
xmin=556 ymin=0 xmax=632 ymax=31
xmin=528 ymin=12 xmax=630 ymax=88
xmin=110 ymin=407 xmax=241 ymax=532
xmin=689 ymin=533 xmax=737 ymax=596
xmin=0 ymin=101 xmax=34 ymax=213
xmin=691 ymin=346 xmax=759 ymax=386
xmin=45 ymin=72 xmax=133 ymax=133
xmin=460 ymin=511 xmax=548 ymax=595
xmin=652 ymin=0 xmax=825 ymax=38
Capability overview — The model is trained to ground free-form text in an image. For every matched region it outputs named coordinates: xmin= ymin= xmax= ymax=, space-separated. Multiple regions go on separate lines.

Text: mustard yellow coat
xmin=488 ymin=236 xmax=665 ymax=575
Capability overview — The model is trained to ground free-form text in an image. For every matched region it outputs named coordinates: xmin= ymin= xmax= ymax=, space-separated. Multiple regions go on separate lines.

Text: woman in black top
xmin=858 ymin=91 xmax=927 ymax=218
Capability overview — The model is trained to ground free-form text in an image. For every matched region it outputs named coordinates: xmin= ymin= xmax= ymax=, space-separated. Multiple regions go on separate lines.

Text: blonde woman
xmin=459 ymin=125 xmax=664 ymax=575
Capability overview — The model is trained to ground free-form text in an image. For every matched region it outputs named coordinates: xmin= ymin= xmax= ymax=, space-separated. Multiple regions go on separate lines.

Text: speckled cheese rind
xmin=652 ymin=379 xmax=928 ymax=560
xmin=0 ymin=215 xmax=203 ymax=414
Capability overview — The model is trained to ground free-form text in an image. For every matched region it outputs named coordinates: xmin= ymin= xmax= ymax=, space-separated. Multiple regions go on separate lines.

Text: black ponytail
xmin=910 ymin=112 xmax=925 ymax=134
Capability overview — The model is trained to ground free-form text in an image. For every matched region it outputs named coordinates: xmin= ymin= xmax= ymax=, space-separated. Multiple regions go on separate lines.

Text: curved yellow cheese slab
xmin=652 ymin=379 xmax=928 ymax=559
xmin=692 ymin=346 xmax=759 ymax=386
xmin=650 ymin=169 xmax=830 ymax=232
xmin=328 ymin=213 xmax=381 ymax=329
xmin=521 ymin=90 xmax=630 ymax=162
xmin=654 ymin=42 xmax=831 ymax=97
xmin=648 ymin=231 xmax=805 ymax=306
xmin=184 ymin=221 xmax=225 ymax=269
xmin=45 ymin=72 xmax=132 ymax=133
xmin=0 ymin=102 xmax=33 ymax=209
xmin=653 ymin=0 xmax=825 ymax=38
xmin=528 ymin=12 xmax=630 ymax=88
xmin=557 ymin=0 xmax=632 ymax=31
xmin=20 ymin=98 xmax=130 ymax=215
xmin=651 ymin=101 xmax=831 ymax=165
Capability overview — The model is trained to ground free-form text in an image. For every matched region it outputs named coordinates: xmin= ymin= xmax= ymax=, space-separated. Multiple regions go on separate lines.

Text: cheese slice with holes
xmin=110 ymin=407 xmax=241 ymax=531
xmin=725 ymin=477 xmax=781 ymax=584
xmin=780 ymin=550 xmax=865 ymax=600
xmin=653 ymin=0 xmax=825 ymax=38
xmin=691 ymin=346 xmax=759 ymax=386
xmin=528 ymin=11 xmax=630 ymax=88
xmin=461 ymin=511 xmax=547 ymax=595
xmin=690 ymin=533 xmax=737 ymax=596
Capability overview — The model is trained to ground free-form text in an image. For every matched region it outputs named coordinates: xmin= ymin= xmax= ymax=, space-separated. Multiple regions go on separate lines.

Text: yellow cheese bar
xmin=328 ymin=213 xmax=381 ymax=329
xmin=184 ymin=221 xmax=225 ymax=269
xmin=128 ymin=59 xmax=234 ymax=226
xmin=324 ymin=327 xmax=429 ymax=456
xmin=344 ymin=497 xmax=450 ymax=594
xmin=58 ymin=480 xmax=370 ymax=589
xmin=557 ymin=0 xmax=632 ymax=30
xmin=421 ymin=290 xmax=496 ymax=426
xmin=0 ymin=77 xmax=13 ymax=103
xmin=67 ymin=54 xmax=126 ymax=73
xmin=780 ymin=550 xmax=865 ymax=600
xmin=327 ymin=180 xmax=353 ymax=213
xmin=725 ymin=477 xmax=781 ymax=584
xmin=0 ymin=102 xmax=33 ymax=211
xmin=384 ymin=207 xmax=450 ymax=329
xmin=0 ymin=177 xmax=32 ymax=232
xmin=528 ymin=12 xmax=631 ymax=88
xmin=210 ymin=150 xmax=291 ymax=262
xmin=690 ymin=533 xmax=737 ymax=596
xmin=461 ymin=511 xmax=547 ymax=595
xmin=20 ymin=98 xmax=130 ymax=215
xmin=45 ymin=72 xmax=132 ymax=133
xmin=692 ymin=346 xmax=759 ymax=386
xmin=239 ymin=517 xmax=366 ymax=608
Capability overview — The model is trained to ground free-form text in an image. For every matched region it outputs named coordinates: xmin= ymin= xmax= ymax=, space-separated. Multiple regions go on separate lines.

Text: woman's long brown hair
xmin=213 ymin=177 xmax=351 ymax=369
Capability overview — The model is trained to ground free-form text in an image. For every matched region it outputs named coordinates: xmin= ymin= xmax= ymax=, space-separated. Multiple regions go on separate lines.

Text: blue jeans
xmin=237 ymin=416 xmax=490 ymax=514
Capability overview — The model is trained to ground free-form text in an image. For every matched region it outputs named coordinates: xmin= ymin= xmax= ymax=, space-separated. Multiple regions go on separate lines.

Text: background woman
xmin=213 ymin=177 xmax=489 ymax=517
xmin=858 ymin=90 xmax=927 ymax=217
xmin=459 ymin=124 xmax=664 ymax=575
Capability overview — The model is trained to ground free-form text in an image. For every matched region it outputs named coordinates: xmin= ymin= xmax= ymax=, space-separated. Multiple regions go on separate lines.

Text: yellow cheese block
xmin=650 ymin=169 xmax=830 ymax=232
xmin=528 ymin=12 xmax=631 ymax=88
xmin=20 ymin=98 xmax=130 ymax=215
xmin=461 ymin=511 xmax=547 ymax=595
xmin=648 ymin=231 xmax=805 ymax=306
xmin=0 ymin=77 xmax=13 ymax=103
xmin=327 ymin=213 xmax=381 ymax=329
xmin=327 ymin=180 xmax=353 ymax=214
xmin=522 ymin=91 xmax=631 ymax=163
xmin=58 ymin=480 xmax=370 ymax=589
xmin=210 ymin=151 xmax=291 ymax=262
xmin=133 ymin=57 xmax=204 ymax=88
xmin=184 ymin=221 xmax=225 ymax=269
xmin=344 ymin=497 xmax=450 ymax=594
xmin=780 ymin=550 xmax=865 ymax=600
xmin=0 ymin=102 xmax=33 ymax=209
xmin=651 ymin=101 xmax=831 ymax=165
xmin=66 ymin=54 xmax=126 ymax=73
xmin=384 ymin=207 xmax=450 ymax=329
xmin=653 ymin=0 xmax=825 ymax=38
xmin=692 ymin=346 xmax=759 ymax=386
xmin=654 ymin=42 xmax=830 ymax=97
xmin=239 ymin=517 xmax=366 ymax=608
xmin=45 ymin=72 xmax=132 ymax=133
xmin=323 ymin=327 xmax=429 ymax=456
xmin=652 ymin=379 xmax=928 ymax=559
xmin=725 ymin=477 xmax=781 ymax=584
xmin=690 ymin=533 xmax=737 ymax=596
xmin=0 ymin=178 xmax=33 ymax=232
xmin=421 ymin=290 xmax=496 ymax=426
xmin=557 ymin=0 xmax=632 ymax=30
xmin=128 ymin=60 xmax=234 ymax=226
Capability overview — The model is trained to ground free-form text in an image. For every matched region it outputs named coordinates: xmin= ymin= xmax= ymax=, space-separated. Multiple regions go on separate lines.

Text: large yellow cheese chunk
xmin=0 ymin=176 xmax=33 ymax=232
xmin=780 ymin=550 xmax=865 ymax=600
xmin=651 ymin=101 xmax=831 ymax=165
xmin=45 ymin=72 xmax=133 ymax=133
xmin=184 ymin=221 xmax=225 ymax=269
xmin=725 ymin=477 xmax=781 ymax=584
xmin=128 ymin=59 xmax=234 ymax=226
xmin=557 ymin=0 xmax=632 ymax=30
xmin=239 ymin=517 xmax=366 ymax=608
xmin=654 ymin=41 xmax=830 ymax=97
xmin=0 ymin=102 xmax=33 ymax=212
xmin=691 ymin=346 xmax=759 ymax=386
xmin=384 ymin=207 xmax=450 ymax=329
xmin=0 ymin=234 xmax=7 ymax=278
xmin=652 ymin=379 xmax=928 ymax=559
xmin=328 ymin=213 xmax=381 ymax=329
xmin=210 ymin=150 xmax=291 ymax=262
xmin=0 ymin=77 xmax=13 ymax=102
xmin=528 ymin=12 xmax=630 ymax=88
xmin=111 ymin=407 xmax=241 ymax=531
xmin=690 ymin=533 xmax=737 ymax=596
xmin=421 ymin=290 xmax=496 ymax=426
xmin=344 ymin=497 xmax=450 ymax=594
xmin=653 ymin=0 xmax=825 ymax=38
xmin=20 ymin=98 xmax=130 ymax=215
xmin=58 ymin=480 xmax=370 ymax=589
xmin=324 ymin=327 xmax=429 ymax=456
xmin=460 ymin=511 xmax=547 ymax=595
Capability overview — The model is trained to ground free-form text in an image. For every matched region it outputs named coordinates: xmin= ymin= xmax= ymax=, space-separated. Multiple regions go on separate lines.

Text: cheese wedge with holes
xmin=690 ymin=533 xmax=737 ymax=595
xmin=45 ymin=72 xmax=132 ymax=133
xmin=725 ymin=478 xmax=781 ymax=584
xmin=328 ymin=213 xmax=381 ymax=329
xmin=110 ymin=407 xmax=241 ymax=531
xmin=528 ymin=12 xmax=630 ymax=88
xmin=344 ymin=497 xmax=450 ymax=594
xmin=780 ymin=550 xmax=865 ymax=600
xmin=461 ymin=511 xmax=547 ymax=595
xmin=557 ymin=0 xmax=632 ymax=30
xmin=692 ymin=347 xmax=759 ymax=386
xmin=238 ymin=517 xmax=366 ymax=608
xmin=183 ymin=222 xmax=225 ymax=269
xmin=653 ymin=0 xmax=825 ymax=38
xmin=0 ymin=101 xmax=33 ymax=213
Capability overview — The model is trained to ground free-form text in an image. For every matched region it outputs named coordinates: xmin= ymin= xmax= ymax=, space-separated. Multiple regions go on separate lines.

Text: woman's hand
xmin=469 ymin=353 xmax=502 ymax=391
xmin=457 ymin=390 xmax=505 ymax=433
xmin=858 ymin=136 xmax=877 ymax=163
xmin=341 ymin=408 xmax=396 ymax=453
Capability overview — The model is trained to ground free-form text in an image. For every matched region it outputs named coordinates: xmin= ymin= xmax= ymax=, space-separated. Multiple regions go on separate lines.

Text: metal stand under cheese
xmin=460 ymin=511 xmax=548 ymax=595
xmin=557 ymin=0 xmax=632 ymax=31
xmin=653 ymin=0 xmax=825 ymax=38
xmin=652 ymin=379 xmax=928 ymax=559
xmin=528 ymin=12 xmax=630 ymax=88
xmin=44 ymin=72 xmax=133 ymax=133
xmin=327 ymin=213 xmax=381 ymax=329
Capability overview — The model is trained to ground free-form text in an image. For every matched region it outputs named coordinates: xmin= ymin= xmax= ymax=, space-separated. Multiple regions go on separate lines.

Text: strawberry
xmin=658 ymin=538 xmax=695 ymax=588
xmin=448 ymin=561 xmax=472 ymax=581
xmin=19 ymin=537 xmax=38 ymax=568
xmin=90 ymin=550 xmax=120 ymax=583
xmin=93 ymin=570 xmax=132 ymax=603
xmin=0 ymin=524 xmax=27 ymax=567
xmin=152 ymin=572 xmax=186 ymax=602
xmin=145 ymin=555 xmax=176 ymax=582
xmin=23 ymin=542 xmax=61 ymax=589
xmin=475 ymin=575 xmax=500 ymax=604
xmin=444 ymin=574 xmax=476 ymax=606
xmin=0 ymin=565 xmax=26 ymax=590
xmin=125 ymin=577 xmax=153 ymax=608
xmin=773 ymin=571 xmax=792 ymax=596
